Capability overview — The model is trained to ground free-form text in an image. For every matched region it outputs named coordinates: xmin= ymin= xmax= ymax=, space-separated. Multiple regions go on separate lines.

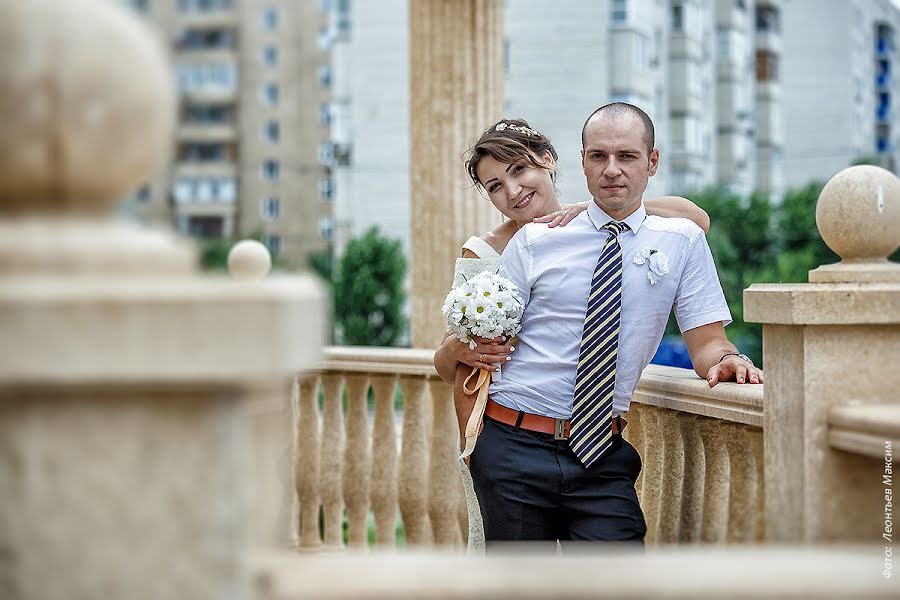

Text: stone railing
xmin=627 ymin=366 xmax=763 ymax=545
xmin=294 ymin=350 xmax=764 ymax=551
xmin=294 ymin=347 xmax=465 ymax=550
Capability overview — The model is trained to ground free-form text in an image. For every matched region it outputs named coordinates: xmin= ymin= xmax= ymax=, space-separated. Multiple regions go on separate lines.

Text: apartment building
xmin=781 ymin=0 xmax=900 ymax=189
xmin=327 ymin=0 xmax=898 ymax=258
xmin=120 ymin=0 xmax=332 ymax=269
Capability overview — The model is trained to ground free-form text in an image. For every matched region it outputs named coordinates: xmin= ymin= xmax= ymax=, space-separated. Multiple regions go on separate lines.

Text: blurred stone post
xmin=0 ymin=1 xmax=323 ymax=599
xmin=745 ymin=165 xmax=900 ymax=543
xmin=408 ymin=0 xmax=504 ymax=348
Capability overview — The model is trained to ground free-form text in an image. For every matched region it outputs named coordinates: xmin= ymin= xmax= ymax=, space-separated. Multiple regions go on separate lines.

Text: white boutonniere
xmin=632 ymin=246 xmax=669 ymax=285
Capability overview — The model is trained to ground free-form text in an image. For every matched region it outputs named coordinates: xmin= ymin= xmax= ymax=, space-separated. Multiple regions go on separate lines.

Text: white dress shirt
xmin=491 ymin=201 xmax=732 ymax=418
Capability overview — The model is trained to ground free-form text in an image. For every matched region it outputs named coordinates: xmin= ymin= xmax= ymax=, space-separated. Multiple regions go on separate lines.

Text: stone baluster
xmin=0 ymin=1 xmax=323 ymax=596
xmin=676 ymin=413 xmax=706 ymax=543
xmin=723 ymin=424 xmax=763 ymax=544
xmin=426 ymin=378 xmax=463 ymax=547
xmin=638 ymin=407 xmax=663 ymax=543
xmin=398 ymin=374 xmax=431 ymax=545
xmin=342 ymin=374 xmax=371 ymax=549
xmin=296 ymin=376 xmax=322 ymax=550
xmin=370 ymin=374 xmax=399 ymax=547
xmin=699 ymin=418 xmax=730 ymax=543
xmin=745 ymin=165 xmax=900 ymax=543
xmin=319 ymin=373 xmax=345 ymax=549
xmin=408 ymin=0 xmax=503 ymax=347
xmin=655 ymin=409 xmax=685 ymax=543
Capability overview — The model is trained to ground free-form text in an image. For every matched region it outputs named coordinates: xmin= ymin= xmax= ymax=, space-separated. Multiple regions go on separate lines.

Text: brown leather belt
xmin=485 ymin=398 xmax=624 ymax=441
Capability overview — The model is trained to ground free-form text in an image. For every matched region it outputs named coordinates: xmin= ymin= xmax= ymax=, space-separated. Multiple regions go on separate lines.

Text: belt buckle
xmin=554 ymin=418 xmax=568 ymax=440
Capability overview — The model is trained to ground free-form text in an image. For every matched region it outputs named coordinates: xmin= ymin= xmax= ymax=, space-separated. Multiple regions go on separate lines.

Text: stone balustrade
xmin=294 ymin=350 xmax=765 ymax=551
xmin=295 ymin=347 xmax=465 ymax=551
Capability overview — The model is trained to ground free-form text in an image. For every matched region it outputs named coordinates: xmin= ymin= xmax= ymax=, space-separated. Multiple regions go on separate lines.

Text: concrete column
xmin=408 ymin=0 xmax=504 ymax=348
xmin=745 ymin=165 xmax=900 ymax=543
xmin=0 ymin=2 xmax=323 ymax=598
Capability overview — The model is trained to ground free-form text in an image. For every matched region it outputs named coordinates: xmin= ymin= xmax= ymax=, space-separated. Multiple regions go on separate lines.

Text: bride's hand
xmin=533 ymin=202 xmax=589 ymax=228
xmin=440 ymin=334 xmax=514 ymax=372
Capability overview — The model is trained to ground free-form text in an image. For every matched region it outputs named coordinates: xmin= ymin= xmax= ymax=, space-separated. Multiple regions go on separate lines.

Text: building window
xmin=319 ymin=142 xmax=334 ymax=165
xmin=184 ymin=104 xmax=233 ymax=123
xmin=262 ymin=45 xmax=278 ymax=67
xmin=261 ymin=6 xmax=278 ymax=30
xmin=261 ymin=82 xmax=279 ymax=106
xmin=672 ymin=3 xmax=683 ymax=32
xmin=503 ymin=38 xmax=510 ymax=77
xmin=134 ymin=184 xmax=151 ymax=203
xmin=736 ymin=0 xmax=747 ymax=11
xmin=610 ymin=0 xmax=627 ymax=26
xmin=177 ymin=63 xmax=237 ymax=93
xmin=263 ymin=235 xmax=281 ymax=256
xmin=263 ymin=120 xmax=280 ymax=143
xmin=320 ymin=216 xmax=334 ymax=241
xmin=261 ymin=196 xmax=281 ymax=220
xmin=336 ymin=0 xmax=351 ymax=35
xmin=756 ymin=5 xmax=780 ymax=33
xmin=317 ymin=25 xmax=333 ymax=51
xmin=755 ymin=50 xmax=779 ymax=82
xmin=179 ymin=0 xmax=234 ymax=11
xmin=320 ymin=102 xmax=332 ymax=126
xmin=178 ymin=28 xmax=236 ymax=50
xmin=180 ymin=142 xmax=228 ymax=162
xmin=262 ymin=160 xmax=280 ymax=181
xmin=319 ymin=65 xmax=333 ymax=88
xmin=214 ymin=178 xmax=236 ymax=202
xmin=129 ymin=0 xmax=149 ymax=13
xmin=320 ymin=178 xmax=334 ymax=201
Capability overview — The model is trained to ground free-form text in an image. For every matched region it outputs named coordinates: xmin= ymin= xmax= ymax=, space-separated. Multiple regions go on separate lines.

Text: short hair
xmin=581 ymin=102 xmax=655 ymax=153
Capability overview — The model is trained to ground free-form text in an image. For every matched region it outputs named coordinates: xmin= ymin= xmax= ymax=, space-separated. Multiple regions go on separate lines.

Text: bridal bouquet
xmin=441 ymin=271 xmax=524 ymax=458
xmin=441 ymin=271 xmax=524 ymax=350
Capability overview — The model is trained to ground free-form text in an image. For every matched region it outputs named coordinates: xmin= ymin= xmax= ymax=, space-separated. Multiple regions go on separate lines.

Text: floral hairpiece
xmin=490 ymin=122 xmax=541 ymax=137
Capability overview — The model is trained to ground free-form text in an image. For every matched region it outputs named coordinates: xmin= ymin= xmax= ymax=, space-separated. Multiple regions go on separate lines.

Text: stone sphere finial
xmin=0 ymin=0 xmax=176 ymax=214
xmin=810 ymin=165 xmax=900 ymax=283
xmin=228 ymin=240 xmax=272 ymax=281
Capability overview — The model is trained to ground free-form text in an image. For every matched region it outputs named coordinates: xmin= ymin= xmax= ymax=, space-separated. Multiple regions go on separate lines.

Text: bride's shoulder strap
xmin=460 ymin=235 xmax=500 ymax=259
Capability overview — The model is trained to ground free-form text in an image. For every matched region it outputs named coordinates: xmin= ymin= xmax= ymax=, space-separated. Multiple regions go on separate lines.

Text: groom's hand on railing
xmin=706 ymin=354 xmax=764 ymax=387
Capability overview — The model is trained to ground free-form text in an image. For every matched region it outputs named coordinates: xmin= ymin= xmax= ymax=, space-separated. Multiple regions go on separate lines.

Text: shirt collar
xmin=586 ymin=200 xmax=646 ymax=235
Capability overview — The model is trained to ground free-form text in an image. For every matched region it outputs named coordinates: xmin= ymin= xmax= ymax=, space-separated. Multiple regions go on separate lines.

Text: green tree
xmin=334 ymin=226 xmax=406 ymax=346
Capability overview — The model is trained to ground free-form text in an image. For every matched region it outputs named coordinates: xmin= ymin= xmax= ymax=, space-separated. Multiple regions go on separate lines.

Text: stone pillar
xmin=408 ymin=0 xmax=504 ymax=348
xmin=0 ymin=2 xmax=324 ymax=598
xmin=745 ymin=165 xmax=900 ymax=543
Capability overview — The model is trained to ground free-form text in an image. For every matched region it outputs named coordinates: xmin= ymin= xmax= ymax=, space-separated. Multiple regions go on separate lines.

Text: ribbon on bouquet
xmin=459 ymin=365 xmax=491 ymax=459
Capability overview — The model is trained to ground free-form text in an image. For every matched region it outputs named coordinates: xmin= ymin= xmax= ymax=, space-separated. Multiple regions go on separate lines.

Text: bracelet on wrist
xmin=719 ymin=352 xmax=754 ymax=367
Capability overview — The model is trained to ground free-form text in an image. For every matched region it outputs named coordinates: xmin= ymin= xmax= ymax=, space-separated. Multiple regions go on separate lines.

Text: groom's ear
xmin=648 ymin=148 xmax=660 ymax=176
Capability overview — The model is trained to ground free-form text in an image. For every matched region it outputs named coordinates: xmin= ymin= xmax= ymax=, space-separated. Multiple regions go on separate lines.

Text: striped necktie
xmin=569 ymin=220 xmax=630 ymax=468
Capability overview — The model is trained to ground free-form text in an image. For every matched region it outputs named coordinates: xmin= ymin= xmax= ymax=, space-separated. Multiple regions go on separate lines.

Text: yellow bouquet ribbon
xmin=459 ymin=365 xmax=491 ymax=459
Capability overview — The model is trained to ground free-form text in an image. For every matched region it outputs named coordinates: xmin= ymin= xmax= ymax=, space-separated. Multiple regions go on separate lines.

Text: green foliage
xmin=677 ymin=182 xmax=855 ymax=366
xmin=334 ymin=226 xmax=406 ymax=346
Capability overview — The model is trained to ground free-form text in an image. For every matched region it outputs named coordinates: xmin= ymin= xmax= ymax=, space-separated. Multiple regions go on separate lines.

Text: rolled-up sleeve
xmin=674 ymin=232 xmax=732 ymax=332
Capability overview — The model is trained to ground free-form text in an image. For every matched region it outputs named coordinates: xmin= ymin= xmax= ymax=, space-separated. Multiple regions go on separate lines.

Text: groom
xmin=468 ymin=102 xmax=763 ymax=543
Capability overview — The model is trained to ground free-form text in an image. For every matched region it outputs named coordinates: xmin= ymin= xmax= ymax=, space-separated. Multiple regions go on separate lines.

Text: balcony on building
xmin=176 ymin=0 xmax=238 ymax=29
xmin=177 ymin=60 xmax=238 ymax=104
xmin=178 ymin=104 xmax=237 ymax=143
